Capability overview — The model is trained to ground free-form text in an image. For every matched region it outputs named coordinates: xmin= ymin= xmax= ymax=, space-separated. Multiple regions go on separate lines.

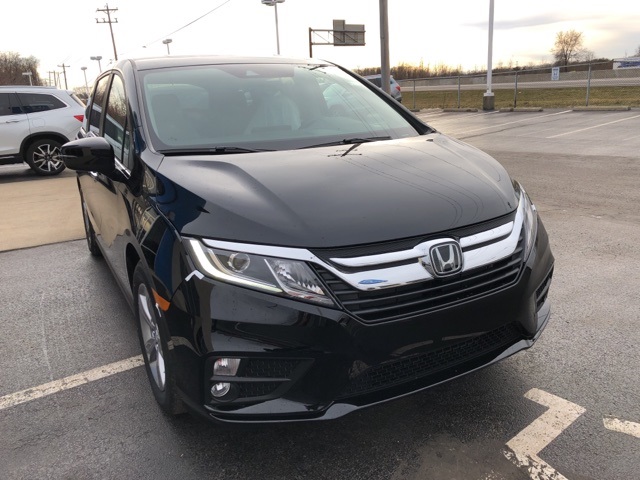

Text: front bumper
xmin=165 ymin=222 xmax=554 ymax=423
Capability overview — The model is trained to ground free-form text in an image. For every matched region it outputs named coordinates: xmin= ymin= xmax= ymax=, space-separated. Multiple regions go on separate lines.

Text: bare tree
xmin=634 ymin=45 xmax=640 ymax=57
xmin=552 ymin=30 xmax=586 ymax=66
xmin=0 ymin=52 xmax=42 ymax=85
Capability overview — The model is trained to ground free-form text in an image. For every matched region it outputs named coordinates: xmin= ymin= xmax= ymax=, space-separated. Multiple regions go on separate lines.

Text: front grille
xmin=315 ymin=234 xmax=525 ymax=323
xmin=340 ymin=323 xmax=522 ymax=398
xmin=311 ymin=211 xmax=515 ymax=261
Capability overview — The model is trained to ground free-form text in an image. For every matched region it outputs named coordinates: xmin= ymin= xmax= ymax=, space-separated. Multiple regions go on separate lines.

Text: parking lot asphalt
xmin=1 ymin=109 xmax=639 ymax=480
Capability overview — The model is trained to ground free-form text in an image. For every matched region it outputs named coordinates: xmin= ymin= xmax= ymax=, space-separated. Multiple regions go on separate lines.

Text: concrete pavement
xmin=0 ymin=166 xmax=83 ymax=252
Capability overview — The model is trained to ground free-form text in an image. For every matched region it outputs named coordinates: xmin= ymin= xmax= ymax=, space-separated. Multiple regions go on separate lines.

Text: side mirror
xmin=61 ymin=137 xmax=116 ymax=176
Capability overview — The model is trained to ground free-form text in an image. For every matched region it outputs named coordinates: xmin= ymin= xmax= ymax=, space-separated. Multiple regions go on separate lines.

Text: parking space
xmin=1 ymin=111 xmax=639 ymax=479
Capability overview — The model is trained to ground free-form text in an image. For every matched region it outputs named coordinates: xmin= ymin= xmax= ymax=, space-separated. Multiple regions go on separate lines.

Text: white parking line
xmin=546 ymin=114 xmax=640 ymax=138
xmin=0 ymin=355 xmax=144 ymax=411
xmin=504 ymin=388 xmax=586 ymax=480
xmin=451 ymin=110 xmax=572 ymax=135
xmin=603 ymin=416 xmax=640 ymax=439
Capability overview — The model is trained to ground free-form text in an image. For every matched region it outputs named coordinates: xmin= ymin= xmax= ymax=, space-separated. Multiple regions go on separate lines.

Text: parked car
xmin=61 ymin=56 xmax=554 ymax=423
xmin=363 ymin=74 xmax=403 ymax=102
xmin=0 ymin=86 xmax=85 ymax=175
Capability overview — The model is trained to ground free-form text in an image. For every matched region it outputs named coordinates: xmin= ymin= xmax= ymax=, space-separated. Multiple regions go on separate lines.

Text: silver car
xmin=363 ymin=74 xmax=403 ymax=103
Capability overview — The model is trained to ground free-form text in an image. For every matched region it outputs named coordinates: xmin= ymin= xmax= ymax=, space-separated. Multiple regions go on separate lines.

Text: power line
xmin=141 ymin=0 xmax=233 ymax=49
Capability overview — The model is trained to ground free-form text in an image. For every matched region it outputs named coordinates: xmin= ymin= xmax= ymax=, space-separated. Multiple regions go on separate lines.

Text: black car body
xmin=62 ymin=56 xmax=554 ymax=423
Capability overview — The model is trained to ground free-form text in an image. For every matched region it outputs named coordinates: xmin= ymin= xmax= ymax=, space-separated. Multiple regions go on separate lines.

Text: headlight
xmin=184 ymin=238 xmax=334 ymax=306
xmin=519 ymin=184 xmax=538 ymax=261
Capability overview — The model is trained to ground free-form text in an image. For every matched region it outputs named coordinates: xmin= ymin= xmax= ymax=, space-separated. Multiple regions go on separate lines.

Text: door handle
xmin=4 ymin=120 xmax=22 ymax=124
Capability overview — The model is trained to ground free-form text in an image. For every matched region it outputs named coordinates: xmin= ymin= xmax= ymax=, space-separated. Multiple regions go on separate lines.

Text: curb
xmin=442 ymin=108 xmax=479 ymax=112
xmin=499 ymin=107 xmax=543 ymax=112
xmin=572 ymin=106 xmax=631 ymax=111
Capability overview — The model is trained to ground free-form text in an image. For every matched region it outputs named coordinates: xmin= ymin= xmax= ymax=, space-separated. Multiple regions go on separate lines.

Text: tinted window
xmin=104 ymin=75 xmax=132 ymax=169
xmin=89 ymin=75 xmax=110 ymax=135
xmin=17 ymin=93 xmax=66 ymax=113
xmin=367 ymin=77 xmax=382 ymax=87
xmin=0 ymin=93 xmax=24 ymax=116
xmin=69 ymin=92 xmax=86 ymax=107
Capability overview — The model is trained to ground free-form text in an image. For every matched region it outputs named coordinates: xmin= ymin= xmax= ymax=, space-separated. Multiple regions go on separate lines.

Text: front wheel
xmin=25 ymin=138 xmax=66 ymax=176
xmin=133 ymin=263 xmax=185 ymax=416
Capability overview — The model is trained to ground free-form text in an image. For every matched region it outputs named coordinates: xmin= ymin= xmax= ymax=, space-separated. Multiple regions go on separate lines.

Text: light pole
xmin=163 ymin=38 xmax=173 ymax=55
xmin=483 ymin=0 xmax=495 ymax=111
xmin=90 ymin=55 xmax=103 ymax=72
xmin=81 ymin=66 xmax=89 ymax=96
xmin=379 ymin=0 xmax=390 ymax=95
xmin=261 ymin=0 xmax=285 ymax=55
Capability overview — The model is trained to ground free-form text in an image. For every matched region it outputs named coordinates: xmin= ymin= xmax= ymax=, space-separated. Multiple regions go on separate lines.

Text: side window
xmin=0 ymin=93 xmax=24 ymax=116
xmin=17 ymin=93 xmax=66 ymax=113
xmin=104 ymin=75 xmax=132 ymax=169
xmin=368 ymin=77 xmax=382 ymax=88
xmin=88 ymin=75 xmax=110 ymax=135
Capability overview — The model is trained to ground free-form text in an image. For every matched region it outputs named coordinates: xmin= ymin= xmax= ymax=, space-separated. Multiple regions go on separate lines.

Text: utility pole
xmin=96 ymin=4 xmax=119 ymax=61
xmin=57 ymin=64 xmax=70 ymax=89
xmin=48 ymin=71 xmax=55 ymax=87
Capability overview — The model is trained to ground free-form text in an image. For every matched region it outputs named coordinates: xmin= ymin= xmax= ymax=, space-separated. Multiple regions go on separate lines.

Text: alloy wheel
xmin=31 ymin=143 xmax=63 ymax=173
xmin=137 ymin=284 xmax=166 ymax=391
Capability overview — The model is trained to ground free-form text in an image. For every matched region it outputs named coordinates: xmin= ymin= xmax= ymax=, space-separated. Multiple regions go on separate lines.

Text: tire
xmin=133 ymin=263 xmax=186 ymax=416
xmin=25 ymin=138 xmax=66 ymax=176
xmin=81 ymin=197 xmax=102 ymax=257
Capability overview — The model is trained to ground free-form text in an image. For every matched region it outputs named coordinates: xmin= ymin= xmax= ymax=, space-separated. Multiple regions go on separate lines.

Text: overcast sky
xmin=3 ymin=0 xmax=639 ymax=89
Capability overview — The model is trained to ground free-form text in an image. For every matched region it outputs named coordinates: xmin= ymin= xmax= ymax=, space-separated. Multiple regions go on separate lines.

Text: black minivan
xmin=61 ymin=56 xmax=554 ymax=423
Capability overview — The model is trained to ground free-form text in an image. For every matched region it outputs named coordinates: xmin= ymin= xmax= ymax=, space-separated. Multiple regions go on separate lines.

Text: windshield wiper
xmin=300 ymin=136 xmax=391 ymax=149
xmin=158 ymin=146 xmax=274 ymax=155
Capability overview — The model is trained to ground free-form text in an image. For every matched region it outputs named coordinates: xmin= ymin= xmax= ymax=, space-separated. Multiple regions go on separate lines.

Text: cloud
xmin=465 ymin=14 xmax=593 ymax=30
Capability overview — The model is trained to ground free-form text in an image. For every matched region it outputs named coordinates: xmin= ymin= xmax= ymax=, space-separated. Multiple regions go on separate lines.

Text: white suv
xmin=0 ymin=86 xmax=85 ymax=175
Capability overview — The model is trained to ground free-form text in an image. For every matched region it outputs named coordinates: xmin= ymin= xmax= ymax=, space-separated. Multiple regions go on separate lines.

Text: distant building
xmin=613 ymin=56 xmax=640 ymax=69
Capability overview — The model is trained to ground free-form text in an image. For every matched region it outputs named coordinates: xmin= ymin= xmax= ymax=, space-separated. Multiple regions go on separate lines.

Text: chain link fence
xmin=397 ymin=62 xmax=640 ymax=110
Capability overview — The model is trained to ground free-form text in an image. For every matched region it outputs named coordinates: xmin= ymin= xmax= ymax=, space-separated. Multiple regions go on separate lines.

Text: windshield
xmin=139 ymin=63 xmax=420 ymax=152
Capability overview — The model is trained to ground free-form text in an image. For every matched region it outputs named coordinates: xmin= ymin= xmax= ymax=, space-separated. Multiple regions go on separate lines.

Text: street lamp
xmin=162 ymin=38 xmax=173 ymax=55
xmin=261 ymin=0 xmax=285 ymax=55
xmin=90 ymin=55 xmax=103 ymax=72
xmin=81 ymin=66 xmax=89 ymax=96
xmin=483 ymin=0 xmax=495 ymax=111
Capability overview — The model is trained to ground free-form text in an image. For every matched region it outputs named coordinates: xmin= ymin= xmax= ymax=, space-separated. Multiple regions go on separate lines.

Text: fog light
xmin=211 ymin=382 xmax=231 ymax=398
xmin=214 ymin=358 xmax=241 ymax=376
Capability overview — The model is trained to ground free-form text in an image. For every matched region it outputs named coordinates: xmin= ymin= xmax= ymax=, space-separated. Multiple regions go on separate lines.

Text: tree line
xmin=355 ymin=30 xmax=640 ymax=80
xmin=0 ymin=52 xmax=42 ymax=86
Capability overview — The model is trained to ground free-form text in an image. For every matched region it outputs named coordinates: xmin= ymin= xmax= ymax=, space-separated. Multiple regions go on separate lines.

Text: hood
xmin=153 ymin=134 xmax=517 ymax=248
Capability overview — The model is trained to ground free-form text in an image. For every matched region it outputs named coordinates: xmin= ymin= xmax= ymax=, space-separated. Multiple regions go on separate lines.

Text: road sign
xmin=551 ymin=67 xmax=560 ymax=81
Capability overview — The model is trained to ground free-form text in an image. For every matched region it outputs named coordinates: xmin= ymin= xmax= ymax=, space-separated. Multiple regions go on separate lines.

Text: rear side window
xmin=69 ymin=93 xmax=86 ymax=107
xmin=367 ymin=77 xmax=382 ymax=87
xmin=16 ymin=93 xmax=66 ymax=113
xmin=89 ymin=75 xmax=111 ymax=135
xmin=0 ymin=92 xmax=24 ymax=116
